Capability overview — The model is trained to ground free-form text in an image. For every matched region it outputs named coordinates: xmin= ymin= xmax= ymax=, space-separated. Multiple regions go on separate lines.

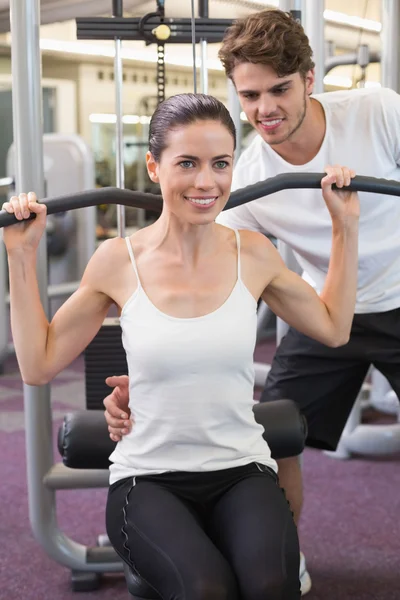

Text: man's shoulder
xmin=314 ymin=87 xmax=398 ymax=112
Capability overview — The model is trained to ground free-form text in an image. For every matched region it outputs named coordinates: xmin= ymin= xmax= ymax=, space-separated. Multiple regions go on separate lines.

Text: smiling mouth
xmin=258 ymin=118 xmax=284 ymax=130
xmin=184 ymin=196 xmax=218 ymax=209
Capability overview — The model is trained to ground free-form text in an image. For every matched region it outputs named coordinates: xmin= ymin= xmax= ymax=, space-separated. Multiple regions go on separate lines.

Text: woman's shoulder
xmin=92 ymin=235 xmax=128 ymax=261
xmin=237 ymin=230 xmax=281 ymax=280
xmin=238 ymin=229 xmax=276 ymax=256
xmin=84 ymin=236 xmax=131 ymax=283
xmin=93 ymin=227 xmax=150 ymax=261
xmin=217 ymin=225 xmax=275 ymax=258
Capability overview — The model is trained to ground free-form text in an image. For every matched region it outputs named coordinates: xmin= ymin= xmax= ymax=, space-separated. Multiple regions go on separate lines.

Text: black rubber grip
xmin=227 ymin=172 xmax=400 ymax=208
xmin=0 ymin=188 xmax=163 ymax=227
xmin=0 ymin=172 xmax=399 ymax=227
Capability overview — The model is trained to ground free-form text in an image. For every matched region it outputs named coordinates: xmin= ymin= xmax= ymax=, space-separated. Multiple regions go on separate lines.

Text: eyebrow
xmin=237 ymin=79 xmax=293 ymax=95
xmin=175 ymin=154 xmax=232 ymax=160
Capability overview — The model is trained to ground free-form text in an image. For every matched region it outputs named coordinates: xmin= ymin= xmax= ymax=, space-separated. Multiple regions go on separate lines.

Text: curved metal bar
xmin=0 ymin=173 xmax=399 ymax=227
xmin=0 ymin=188 xmax=163 ymax=226
xmin=325 ymin=51 xmax=381 ymax=75
xmin=226 ymin=173 xmax=400 ymax=208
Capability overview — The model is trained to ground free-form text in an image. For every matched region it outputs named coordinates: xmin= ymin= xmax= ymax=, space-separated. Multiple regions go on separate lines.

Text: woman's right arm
xmin=3 ymin=192 xmax=114 ymax=385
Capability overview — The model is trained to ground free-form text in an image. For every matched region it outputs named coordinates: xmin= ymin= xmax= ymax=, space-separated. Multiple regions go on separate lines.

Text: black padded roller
xmin=58 ymin=399 xmax=307 ymax=470
xmin=58 ymin=410 xmax=116 ymax=469
xmin=253 ymin=399 xmax=307 ymax=460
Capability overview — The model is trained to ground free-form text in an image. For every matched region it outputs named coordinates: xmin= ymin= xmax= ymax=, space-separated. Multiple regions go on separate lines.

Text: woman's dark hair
xmin=149 ymin=93 xmax=236 ymax=161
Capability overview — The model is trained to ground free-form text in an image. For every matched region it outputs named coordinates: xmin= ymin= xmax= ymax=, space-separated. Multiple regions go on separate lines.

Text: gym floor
xmin=0 ymin=342 xmax=399 ymax=599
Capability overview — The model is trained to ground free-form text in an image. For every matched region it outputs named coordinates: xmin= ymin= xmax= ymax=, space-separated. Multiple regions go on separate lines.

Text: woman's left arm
xmin=258 ymin=166 xmax=359 ymax=347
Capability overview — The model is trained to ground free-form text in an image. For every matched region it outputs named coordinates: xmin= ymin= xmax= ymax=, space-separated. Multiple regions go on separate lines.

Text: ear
xmin=305 ymin=69 xmax=315 ymax=95
xmin=146 ymin=151 xmax=160 ymax=183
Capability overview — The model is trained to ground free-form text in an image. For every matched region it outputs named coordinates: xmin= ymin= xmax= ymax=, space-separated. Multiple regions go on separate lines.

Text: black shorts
xmin=261 ymin=307 xmax=400 ymax=452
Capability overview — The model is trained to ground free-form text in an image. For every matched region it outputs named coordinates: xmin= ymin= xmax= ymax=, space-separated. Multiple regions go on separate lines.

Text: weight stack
xmin=85 ymin=317 xmax=128 ymax=410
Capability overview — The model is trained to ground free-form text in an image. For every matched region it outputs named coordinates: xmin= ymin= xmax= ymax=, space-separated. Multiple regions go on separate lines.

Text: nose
xmin=258 ymin=93 xmax=278 ymax=117
xmin=194 ymin=164 xmax=215 ymax=190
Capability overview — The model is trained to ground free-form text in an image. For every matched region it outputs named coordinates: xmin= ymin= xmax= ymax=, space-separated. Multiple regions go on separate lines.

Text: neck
xmin=271 ymin=97 xmax=326 ymax=165
xmin=149 ymin=209 xmax=218 ymax=265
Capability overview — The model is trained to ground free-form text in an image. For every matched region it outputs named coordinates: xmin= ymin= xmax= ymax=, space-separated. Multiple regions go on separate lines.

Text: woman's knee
xmin=190 ymin=572 xmax=238 ymax=600
xmin=242 ymin=516 xmax=301 ymax=600
xmin=243 ymin=572 xmax=301 ymax=600
xmin=190 ymin=580 xmax=234 ymax=600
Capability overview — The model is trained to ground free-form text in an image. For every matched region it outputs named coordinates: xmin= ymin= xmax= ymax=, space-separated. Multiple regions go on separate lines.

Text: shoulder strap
xmin=233 ymin=229 xmax=241 ymax=280
xmin=125 ymin=237 xmax=141 ymax=285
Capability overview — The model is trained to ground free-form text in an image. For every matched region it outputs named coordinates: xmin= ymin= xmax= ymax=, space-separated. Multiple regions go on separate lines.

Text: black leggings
xmin=106 ymin=463 xmax=300 ymax=599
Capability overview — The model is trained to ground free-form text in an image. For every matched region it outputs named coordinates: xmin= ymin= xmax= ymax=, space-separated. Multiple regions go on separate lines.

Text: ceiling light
xmin=39 ymin=38 xmax=224 ymax=70
xmin=89 ymin=113 xmax=152 ymax=124
xmin=89 ymin=113 xmax=116 ymax=124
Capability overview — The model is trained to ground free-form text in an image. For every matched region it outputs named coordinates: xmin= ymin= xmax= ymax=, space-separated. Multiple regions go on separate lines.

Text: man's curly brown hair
xmin=218 ymin=9 xmax=315 ymax=80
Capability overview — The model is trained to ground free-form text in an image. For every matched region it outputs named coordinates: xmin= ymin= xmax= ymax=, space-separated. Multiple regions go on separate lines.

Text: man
xmin=103 ymin=8 xmax=400 ymax=596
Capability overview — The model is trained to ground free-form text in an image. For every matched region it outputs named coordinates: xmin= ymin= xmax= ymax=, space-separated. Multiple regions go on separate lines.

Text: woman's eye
xmin=179 ymin=160 xmax=194 ymax=169
xmin=214 ymin=161 xmax=229 ymax=169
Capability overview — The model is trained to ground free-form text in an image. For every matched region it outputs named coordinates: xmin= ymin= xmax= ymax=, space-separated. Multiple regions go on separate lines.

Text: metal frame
xmin=302 ymin=0 xmax=325 ymax=93
xmin=325 ymin=51 xmax=380 ymax=76
xmin=381 ymin=0 xmax=400 ymax=92
xmin=9 ymin=0 xmax=122 ymax=575
xmin=76 ymin=16 xmax=233 ymax=43
xmin=0 ymin=178 xmax=14 ymax=367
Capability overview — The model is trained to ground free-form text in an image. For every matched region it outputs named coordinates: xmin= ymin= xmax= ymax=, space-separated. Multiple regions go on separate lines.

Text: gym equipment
xmin=76 ymin=0 xmax=234 ymax=109
xmin=325 ymin=367 xmax=400 ymax=460
xmin=76 ymin=11 xmax=233 ymax=43
xmin=0 ymin=176 xmax=14 ymax=193
xmin=0 ymin=176 xmax=14 ymax=370
xmin=0 ymin=133 xmax=96 ymax=370
xmin=2 ymin=172 xmax=400 ymax=227
xmin=6 ymin=132 xmax=96 ymax=278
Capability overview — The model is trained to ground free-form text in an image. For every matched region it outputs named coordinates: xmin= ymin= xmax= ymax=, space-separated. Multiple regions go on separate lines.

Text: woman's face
xmin=147 ymin=119 xmax=234 ymax=225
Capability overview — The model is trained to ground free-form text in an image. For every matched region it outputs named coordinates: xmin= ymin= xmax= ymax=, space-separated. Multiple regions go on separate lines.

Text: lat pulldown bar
xmin=1 ymin=173 xmax=400 ymax=228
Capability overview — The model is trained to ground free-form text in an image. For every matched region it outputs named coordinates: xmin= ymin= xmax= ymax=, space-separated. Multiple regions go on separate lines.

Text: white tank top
xmin=109 ymin=229 xmax=277 ymax=484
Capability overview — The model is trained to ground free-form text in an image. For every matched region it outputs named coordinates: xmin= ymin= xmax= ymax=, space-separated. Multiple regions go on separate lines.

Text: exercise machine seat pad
xmin=58 ymin=399 xmax=307 ymax=469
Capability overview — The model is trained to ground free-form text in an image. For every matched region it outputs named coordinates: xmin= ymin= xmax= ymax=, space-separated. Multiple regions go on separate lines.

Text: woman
xmin=3 ymin=93 xmax=359 ymax=599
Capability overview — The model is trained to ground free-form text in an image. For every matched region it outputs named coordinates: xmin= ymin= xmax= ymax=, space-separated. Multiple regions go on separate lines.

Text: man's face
xmin=232 ymin=62 xmax=314 ymax=146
